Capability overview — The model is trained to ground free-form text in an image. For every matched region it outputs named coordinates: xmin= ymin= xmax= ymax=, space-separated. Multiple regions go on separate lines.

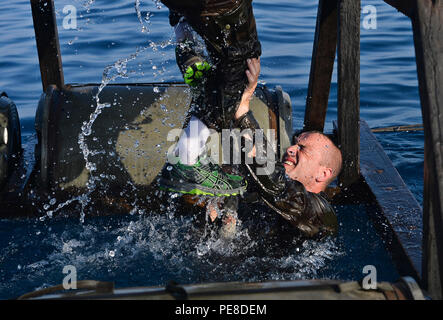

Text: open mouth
xmin=283 ymin=157 xmax=297 ymax=168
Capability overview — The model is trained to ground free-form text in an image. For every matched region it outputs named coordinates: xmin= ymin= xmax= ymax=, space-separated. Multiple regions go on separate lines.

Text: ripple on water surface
xmin=0 ymin=207 xmax=345 ymax=299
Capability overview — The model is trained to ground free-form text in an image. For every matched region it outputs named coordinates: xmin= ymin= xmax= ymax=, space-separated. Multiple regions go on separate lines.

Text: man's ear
xmin=316 ymin=167 xmax=333 ymax=183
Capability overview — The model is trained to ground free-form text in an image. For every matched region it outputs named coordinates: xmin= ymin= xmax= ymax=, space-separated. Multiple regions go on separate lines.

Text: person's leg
xmin=161 ymin=1 xmax=278 ymax=198
xmin=165 ymin=2 xmax=275 ymax=189
xmin=159 ymin=116 xmax=247 ymax=197
xmin=162 ymin=0 xmax=261 ymax=130
xmin=175 ymin=116 xmax=210 ymax=165
xmin=191 ymin=0 xmax=262 ymax=130
xmin=159 ymin=7 xmax=248 ymax=196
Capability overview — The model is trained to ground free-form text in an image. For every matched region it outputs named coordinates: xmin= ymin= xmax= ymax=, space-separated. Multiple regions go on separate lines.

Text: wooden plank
xmin=371 ymin=124 xmax=423 ymax=133
xmin=359 ymin=120 xmax=422 ymax=282
xmin=383 ymin=0 xmax=415 ymax=18
xmin=304 ymin=0 xmax=338 ymax=132
xmin=410 ymin=0 xmax=443 ymax=300
xmin=30 ymin=0 xmax=64 ymax=92
xmin=337 ymin=0 xmax=360 ymax=186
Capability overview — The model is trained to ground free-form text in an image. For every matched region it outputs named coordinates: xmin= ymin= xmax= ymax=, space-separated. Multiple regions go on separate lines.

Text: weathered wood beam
xmin=337 ymin=0 xmax=360 ymax=187
xmin=383 ymin=0 xmax=415 ymax=18
xmin=410 ymin=0 xmax=443 ymax=300
xmin=304 ymin=0 xmax=338 ymax=132
xmin=359 ymin=120 xmax=422 ymax=282
xmin=30 ymin=0 xmax=64 ymax=92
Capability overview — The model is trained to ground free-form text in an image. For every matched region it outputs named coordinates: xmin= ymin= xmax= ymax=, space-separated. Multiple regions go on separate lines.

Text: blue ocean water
xmin=0 ymin=0 xmax=423 ymax=299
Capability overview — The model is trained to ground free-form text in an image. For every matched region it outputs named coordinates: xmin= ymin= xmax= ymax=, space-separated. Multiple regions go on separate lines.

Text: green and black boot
xmin=158 ymin=159 xmax=246 ymax=197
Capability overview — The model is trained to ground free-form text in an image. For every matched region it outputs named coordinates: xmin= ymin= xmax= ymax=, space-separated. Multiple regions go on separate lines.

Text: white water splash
xmin=13 ymin=213 xmax=341 ymax=294
xmin=135 ymin=0 xmax=153 ymax=34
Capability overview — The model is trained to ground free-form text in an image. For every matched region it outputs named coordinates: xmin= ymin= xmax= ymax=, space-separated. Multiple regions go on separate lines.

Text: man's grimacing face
xmin=283 ymin=132 xmax=326 ymax=189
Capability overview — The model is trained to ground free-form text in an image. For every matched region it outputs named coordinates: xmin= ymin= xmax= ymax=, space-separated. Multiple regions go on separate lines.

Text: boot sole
xmin=158 ymin=178 xmax=246 ymax=197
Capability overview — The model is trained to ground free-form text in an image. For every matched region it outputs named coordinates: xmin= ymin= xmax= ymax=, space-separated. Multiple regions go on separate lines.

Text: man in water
xmin=158 ymin=1 xmax=342 ymax=237
xmin=231 ymin=59 xmax=342 ymax=237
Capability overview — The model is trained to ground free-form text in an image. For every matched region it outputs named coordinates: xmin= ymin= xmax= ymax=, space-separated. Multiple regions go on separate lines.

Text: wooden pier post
xmin=337 ymin=0 xmax=360 ymax=187
xmin=383 ymin=0 xmax=414 ymax=18
xmin=304 ymin=0 xmax=338 ymax=132
xmin=410 ymin=0 xmax=443 ymax=300
xmin=30 ymin=0 xmax=64 ymax=92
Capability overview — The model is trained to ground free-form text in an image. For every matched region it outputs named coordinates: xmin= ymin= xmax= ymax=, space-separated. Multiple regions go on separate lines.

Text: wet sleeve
xmin=260 ymin=168 xmax=338 ymax=238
